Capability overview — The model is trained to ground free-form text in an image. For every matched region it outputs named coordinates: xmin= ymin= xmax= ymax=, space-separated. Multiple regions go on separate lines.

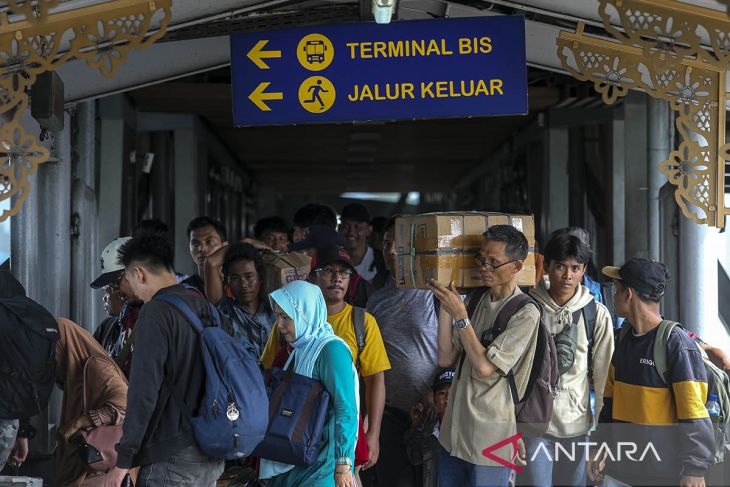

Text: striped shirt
xmin=596 ymin=323 xmax=714 ymax=484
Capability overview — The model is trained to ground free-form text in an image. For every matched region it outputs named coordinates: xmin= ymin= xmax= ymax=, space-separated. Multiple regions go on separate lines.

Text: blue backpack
xmin=156 ymin=294 xmax=268 ymax=459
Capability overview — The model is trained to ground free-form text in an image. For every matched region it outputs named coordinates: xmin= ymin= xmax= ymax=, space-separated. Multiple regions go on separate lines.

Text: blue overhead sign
xmin=230 ymin=16 xmax=528 ymax=126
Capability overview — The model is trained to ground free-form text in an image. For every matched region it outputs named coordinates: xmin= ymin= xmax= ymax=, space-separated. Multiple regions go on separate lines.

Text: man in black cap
xmin=340 ymin=203 xmax=386 ymax=287
xmin=589 ymin=258 xmax=713 ymax=487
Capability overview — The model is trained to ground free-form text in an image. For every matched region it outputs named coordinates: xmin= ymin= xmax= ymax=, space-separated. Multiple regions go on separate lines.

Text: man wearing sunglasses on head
xmin=91 ymin=237 xmax=144 ymax=377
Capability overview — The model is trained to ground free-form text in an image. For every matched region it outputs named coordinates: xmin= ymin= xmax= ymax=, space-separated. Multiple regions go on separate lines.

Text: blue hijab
xmin=261 ymin=280 xmax=353 ymax=479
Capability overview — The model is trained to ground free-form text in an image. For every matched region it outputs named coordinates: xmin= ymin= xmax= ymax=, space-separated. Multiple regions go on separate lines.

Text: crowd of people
xmin=0 ymin=201 xmax=728 ymax=487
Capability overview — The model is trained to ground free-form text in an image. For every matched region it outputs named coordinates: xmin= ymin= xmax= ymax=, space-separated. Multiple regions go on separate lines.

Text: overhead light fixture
xmin=372 ymin=0 xmax=396 ymax=24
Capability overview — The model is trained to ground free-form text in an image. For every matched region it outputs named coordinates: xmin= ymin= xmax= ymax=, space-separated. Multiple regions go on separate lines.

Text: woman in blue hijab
xmin=260 ymin=280 xmax=358 ymax=487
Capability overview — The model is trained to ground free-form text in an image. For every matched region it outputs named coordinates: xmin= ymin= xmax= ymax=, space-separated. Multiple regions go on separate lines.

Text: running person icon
xmin=305 ymin=80 xmax=329 ymax=109
xmin=298 ymin=76 xmax=336 ymax=113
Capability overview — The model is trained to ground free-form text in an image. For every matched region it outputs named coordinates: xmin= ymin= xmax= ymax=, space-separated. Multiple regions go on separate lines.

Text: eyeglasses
xmin=315 ymin=268 xmax=353 ymax=279
xmin=474 ymin=255 xmax=519 ymax=271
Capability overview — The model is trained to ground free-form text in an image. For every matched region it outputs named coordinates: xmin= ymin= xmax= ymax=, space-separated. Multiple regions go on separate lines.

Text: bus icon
xmin=304 ymin=40 xmax=327 ymax=64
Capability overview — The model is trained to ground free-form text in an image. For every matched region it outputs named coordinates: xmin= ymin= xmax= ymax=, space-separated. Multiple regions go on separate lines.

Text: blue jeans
xmin=522 ymin=434 xmax=587 ymax=487
xmin=137 ymin=444 xmax=224 ymax=487
xmin=437 ymin=443 xmax=511 ymax=487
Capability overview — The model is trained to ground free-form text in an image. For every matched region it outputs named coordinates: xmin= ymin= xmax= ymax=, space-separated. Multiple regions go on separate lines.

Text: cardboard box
xmin=394 ymin=212 xmax=536 ymax=289
xmin=261 ymin=251 xmax=312 ymax=295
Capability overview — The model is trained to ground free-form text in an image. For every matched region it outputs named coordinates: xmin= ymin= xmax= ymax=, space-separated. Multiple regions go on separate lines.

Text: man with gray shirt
xmin=366 ymin=217 xmax=439 ymax=487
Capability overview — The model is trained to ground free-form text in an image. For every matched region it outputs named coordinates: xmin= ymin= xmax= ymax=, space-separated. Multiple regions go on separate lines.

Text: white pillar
xmin=98 ymin=96 xmax=127 ymax=248
xmin=679 ymin=216 xmax=727 ymax=350
xmin=174 ymin=119 xmax=204 ymax=276
xmin=71 ymin=102 xmax=101 ymax=332
xmin=624 ymin=92 xmax=648 ymax=259
xmin=612 ymin=107 xmax=626 ymax=264
xmin=647 ymin=98 xmax=670 ymax=261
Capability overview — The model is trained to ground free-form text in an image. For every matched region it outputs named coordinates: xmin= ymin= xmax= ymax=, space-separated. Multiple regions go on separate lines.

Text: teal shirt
xmin=272 ymin=340 xmax=359 ymax=487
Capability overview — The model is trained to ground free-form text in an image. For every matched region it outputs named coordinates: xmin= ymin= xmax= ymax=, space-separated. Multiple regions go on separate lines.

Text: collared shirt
xmin=217 ymin=297 xmax=275 ymax=358
xmin=439 ymin=287 xmax=540 ymax=466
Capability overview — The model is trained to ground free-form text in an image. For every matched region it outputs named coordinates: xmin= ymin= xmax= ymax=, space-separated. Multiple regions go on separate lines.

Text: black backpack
xmin=0 ymin=288 xmax=59 ymax=419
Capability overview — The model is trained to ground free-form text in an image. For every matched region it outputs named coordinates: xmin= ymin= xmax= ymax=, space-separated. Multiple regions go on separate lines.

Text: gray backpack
xmin=620 ymin=320 xmax=730 ymax=463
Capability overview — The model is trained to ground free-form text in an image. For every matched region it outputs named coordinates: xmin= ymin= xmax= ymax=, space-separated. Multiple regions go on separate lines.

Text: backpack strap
xmin=352 ymin=306 xmax=367 ymax=370
xmin=155 ymin=294 xmax=221 ymax=333
xmin=491 ymin=294 xmax=534 ymax=337
xmin=653 ymin=320 xmax=681 ymax=385
xmin=575 ymin=299 xmax=597 ymax=381
xmin=491 ymin=294 xmax=537 ymax=404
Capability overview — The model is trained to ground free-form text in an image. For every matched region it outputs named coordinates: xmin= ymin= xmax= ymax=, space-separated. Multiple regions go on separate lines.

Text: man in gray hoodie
xmin=523 ymin=232 xmax=614 ymax=487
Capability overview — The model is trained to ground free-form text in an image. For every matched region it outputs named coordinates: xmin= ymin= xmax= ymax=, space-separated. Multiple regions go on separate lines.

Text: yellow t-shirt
xmin=328 ymin=303 xmax=391 ymax=377
xmin=260 ymin=303 xmax=391 ymax=377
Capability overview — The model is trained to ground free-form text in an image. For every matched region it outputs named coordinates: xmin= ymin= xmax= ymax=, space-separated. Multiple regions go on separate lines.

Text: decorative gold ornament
xmin=599 ymin=0 xmax=730 ymax=72
xmin=1 ymin=1 xmax=62 ymax=25
xmin=0 ymin=95 xmax=50 ymax=220
xmin=0 ymin=0 xmax=171 ymax=221
xmin=0 ymin=0 xmax=172 ymax=114
xmin=557 ymin=24 xmax=728 ymax=227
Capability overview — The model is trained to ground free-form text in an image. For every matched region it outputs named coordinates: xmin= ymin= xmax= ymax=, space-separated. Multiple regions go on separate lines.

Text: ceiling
xmin=123 ymin=0 xmax=621 ymax=194
xmin=129 ymin=72 xmax=562 ymax=193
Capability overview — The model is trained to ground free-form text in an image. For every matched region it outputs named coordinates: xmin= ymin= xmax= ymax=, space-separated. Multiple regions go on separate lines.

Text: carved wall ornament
xmin=0 ymin=94 xmax=50 ymax=220
xmin=0 ymin=0 xmax=172 ymax=114
xmin=0 ymin=0 xmax=171 ymax=221
xmin=557 ymin=23 xmax=728 ymax=227
xmin=1 ymin=1 xmax=62 ymax=25
xmin=599 ymin=0 xmax=730 ymax=72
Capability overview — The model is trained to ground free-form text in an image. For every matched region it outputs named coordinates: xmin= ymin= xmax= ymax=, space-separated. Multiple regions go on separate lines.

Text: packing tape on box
xmin=401 ymin=212 xmax=535 ymax=288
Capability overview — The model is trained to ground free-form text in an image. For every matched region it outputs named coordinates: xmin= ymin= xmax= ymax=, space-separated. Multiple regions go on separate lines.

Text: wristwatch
xmin=335 ymin=456 xmax=352 ymax=468
xmin=454 ymin=317 xmax=471 ymax=330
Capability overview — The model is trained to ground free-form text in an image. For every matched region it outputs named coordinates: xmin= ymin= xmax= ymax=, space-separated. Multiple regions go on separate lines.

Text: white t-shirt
xmin=354 ymin=246 xmax=377 ymax=282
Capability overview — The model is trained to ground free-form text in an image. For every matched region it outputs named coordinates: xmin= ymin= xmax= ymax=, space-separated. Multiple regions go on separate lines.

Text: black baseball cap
xmin=341 ymin=203 xmax=371 ymax=223
xmin=602 ymin=257 xmax=668 ymax=297
xmin=432 ymin=368 xmax=455 ymax=391
xmin=313 ymin=246 xmax=355 ymax=272
xmin=288 ymin=225 xmax=342 ymax=252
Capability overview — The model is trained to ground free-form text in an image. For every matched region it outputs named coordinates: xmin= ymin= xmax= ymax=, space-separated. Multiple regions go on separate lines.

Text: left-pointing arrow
xmin=249 ymin=82 xmax=284 ymax=111
xmin=247 ymin=40 xmax=282 ymax=69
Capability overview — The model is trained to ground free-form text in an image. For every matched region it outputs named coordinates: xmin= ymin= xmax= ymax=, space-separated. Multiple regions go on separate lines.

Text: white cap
xmin=90 ymin=237 xmax=131 ymax=289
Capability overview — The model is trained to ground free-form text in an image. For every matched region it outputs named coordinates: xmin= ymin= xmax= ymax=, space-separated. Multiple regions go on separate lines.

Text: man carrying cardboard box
xmin=428 ymin=225 xmax=538 ymax=487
